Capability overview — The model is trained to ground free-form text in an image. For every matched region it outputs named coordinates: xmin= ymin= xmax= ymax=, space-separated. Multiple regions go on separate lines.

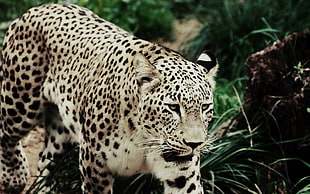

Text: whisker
xmin=202 ymin=135 xmax=217 ymax=153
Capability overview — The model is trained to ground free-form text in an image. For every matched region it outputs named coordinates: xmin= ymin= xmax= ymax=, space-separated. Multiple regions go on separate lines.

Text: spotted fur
xmin=0 ymin=3 xmax=217 ymax=194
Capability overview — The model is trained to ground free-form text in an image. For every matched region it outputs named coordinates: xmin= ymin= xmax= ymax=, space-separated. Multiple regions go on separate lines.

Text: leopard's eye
xmin=201 ymin=104 xmax=210 ymax=112
xmin=168 ymin=104 xmax=179 ymax=111
xmin=165 ymin=103 xmax=181 ymax=115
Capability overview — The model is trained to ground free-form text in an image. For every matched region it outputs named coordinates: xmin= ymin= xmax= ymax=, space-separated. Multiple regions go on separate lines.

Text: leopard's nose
xmin=183 ymin=140 xmax=203 ymax=150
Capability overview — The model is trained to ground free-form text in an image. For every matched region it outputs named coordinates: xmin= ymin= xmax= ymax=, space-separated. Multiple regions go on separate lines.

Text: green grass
xmin=201 ymin=129 xmax=264 ymax=194
xmin=213 ymin=77 xmax=245 ymax=120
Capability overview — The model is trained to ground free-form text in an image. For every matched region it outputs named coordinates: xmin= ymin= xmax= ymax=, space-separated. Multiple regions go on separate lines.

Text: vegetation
xmin=0 ymin=0 xmax=309 ymax=193
xmin=78 ymin=0 xmax=175 ymax=41
xmin=182 ymin=0 xmax=310 ymax=80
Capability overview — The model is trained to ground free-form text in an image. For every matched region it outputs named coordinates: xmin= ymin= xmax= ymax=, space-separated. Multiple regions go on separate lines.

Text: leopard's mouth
xmin=161 ymin=150 xmax=193 ymax=163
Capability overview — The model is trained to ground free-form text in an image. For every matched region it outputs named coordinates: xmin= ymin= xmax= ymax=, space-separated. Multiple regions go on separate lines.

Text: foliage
xmin=201 ymin=130 xmax=264 ymax=194
xmin=183 ymin=0 xmax=310 ymax=80
xmin=0 ymin=0 xmax=77 ymax=21
xmin=78 ymin=0 xmax=175 ymax=41
xmin=202 ymin=134 xmax=310 ymax=194
xmin=213 ymin=77 xmax=244 ymax=119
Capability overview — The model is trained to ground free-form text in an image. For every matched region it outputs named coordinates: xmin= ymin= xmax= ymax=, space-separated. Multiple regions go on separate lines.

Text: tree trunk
xmin=235 ymin=29 xmax=310 ymax=191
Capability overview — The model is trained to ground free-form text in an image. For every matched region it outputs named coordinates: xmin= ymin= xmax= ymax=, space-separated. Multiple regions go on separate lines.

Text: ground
xmin=20 ymin=19 xmax=201 ymax=193
xmin=22 ymin=127 xmax=45 ymax=194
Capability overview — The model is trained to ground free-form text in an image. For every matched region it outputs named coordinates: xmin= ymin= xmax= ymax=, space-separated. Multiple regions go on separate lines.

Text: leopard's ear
xmin=134 ymin=53 xmax=161 ymax=90
xmin=196 ymin=50 xmax=218 ymax=88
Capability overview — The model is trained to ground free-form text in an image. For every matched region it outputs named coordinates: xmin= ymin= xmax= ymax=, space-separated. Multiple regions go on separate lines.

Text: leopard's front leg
xmin=79 ymin=141 xmax=114 ymax=194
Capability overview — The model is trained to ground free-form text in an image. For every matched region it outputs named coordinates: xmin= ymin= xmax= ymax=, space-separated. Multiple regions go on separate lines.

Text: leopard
xmin=0 ymin=3 xmax=217 ymax=194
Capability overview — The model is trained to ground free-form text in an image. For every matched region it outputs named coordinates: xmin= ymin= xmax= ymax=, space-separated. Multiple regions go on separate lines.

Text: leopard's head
xmin=133 ymin=50 xmax=217 ymax=163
